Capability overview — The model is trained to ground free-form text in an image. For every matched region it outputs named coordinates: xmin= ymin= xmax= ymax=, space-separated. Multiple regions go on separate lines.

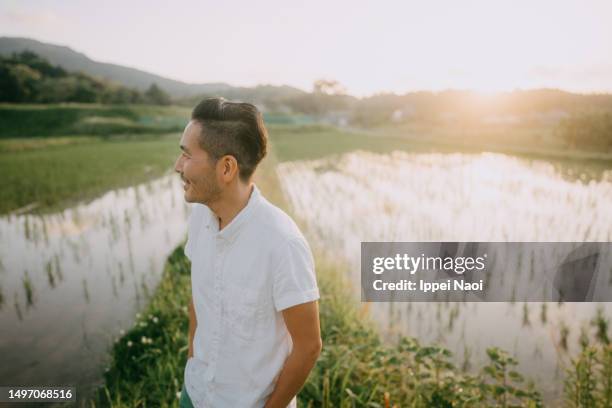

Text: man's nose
xmin=174 ymin=156 xmax=182 ymax=173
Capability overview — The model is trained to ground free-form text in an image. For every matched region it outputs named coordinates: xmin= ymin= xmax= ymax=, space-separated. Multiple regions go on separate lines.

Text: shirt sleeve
xmin=272 ymin=236 xmax=320 ymax=311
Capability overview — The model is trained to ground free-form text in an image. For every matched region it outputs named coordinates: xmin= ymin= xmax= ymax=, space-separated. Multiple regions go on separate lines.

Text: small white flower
xmin=127 ymin=340 xmax=133 ymax=347
xmin=141 ymin=336 xmax=147 ymax=344
xmin=139 ymin=322 xmax=147 ymax=327
xmin=136 ymin=313 xmax=141 ymax=319
xmin=119 ymin=329 xmax=125 ymax=336
xmin=176 ymin=391 xmax=181 ymax=399
xmin=152 ymin=317 xmax=159 ymax=324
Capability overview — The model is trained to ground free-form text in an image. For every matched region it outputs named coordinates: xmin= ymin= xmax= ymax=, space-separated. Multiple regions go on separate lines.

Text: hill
xmin=0 ymin=37 xmax=305 ymax=100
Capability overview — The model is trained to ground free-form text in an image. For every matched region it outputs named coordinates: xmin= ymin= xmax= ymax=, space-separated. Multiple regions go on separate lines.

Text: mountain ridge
xmin=0 ymin=37 xmax=305 ymax=99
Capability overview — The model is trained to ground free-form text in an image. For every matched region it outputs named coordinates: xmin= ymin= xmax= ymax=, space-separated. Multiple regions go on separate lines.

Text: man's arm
xmin=264 ymin=300 xmax=322 ymax=408
xmin=188 ymin=296 xmax=197 ymax=358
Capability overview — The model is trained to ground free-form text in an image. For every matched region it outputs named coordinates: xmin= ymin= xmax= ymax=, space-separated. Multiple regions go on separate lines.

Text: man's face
xmin=174 ymin=120 xmax=222 ymax=205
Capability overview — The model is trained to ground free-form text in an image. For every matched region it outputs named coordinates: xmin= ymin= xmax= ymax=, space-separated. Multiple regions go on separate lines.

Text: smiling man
xmin=174 ymin=97 xmax=322 ymax=408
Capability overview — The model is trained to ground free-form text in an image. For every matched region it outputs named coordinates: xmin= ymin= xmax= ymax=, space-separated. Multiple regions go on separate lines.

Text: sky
xmin=1 ymin=0 xmax=611 ymax=96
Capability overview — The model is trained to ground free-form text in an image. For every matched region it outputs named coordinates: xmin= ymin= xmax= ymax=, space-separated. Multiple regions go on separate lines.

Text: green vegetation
xmin=300 ymin=257 xmax=542 ymax=408
xmin=268 ymin=123 xmax=612 ymax=186
xmin=0 ymin=51 xmax=173 ymax=105
xmin=3 ymin=110 xmax=611 ymax=215
xmin=0 ymin=103 xmax=188 ymax=138
xmin=268 ymin=124 xmax=431 ymax=162
xmin=0 ymin=103 xmax=191 ymax=214
xmin=558 ymin=113 xmax=612 ymax=152
xmin=0 ymin=136 xmax=99 ymax=152
xmin=0 ymin=135 xmax=181 ymax=214
xmin=87 ymin=244 xmax=192 ymax=407
xmin=564 ymin=345 xmax=612 ymax=408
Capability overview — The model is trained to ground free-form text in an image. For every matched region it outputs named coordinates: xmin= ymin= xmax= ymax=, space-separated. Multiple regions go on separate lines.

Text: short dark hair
xmin=191 ymin=97 xmax=268 ymax=182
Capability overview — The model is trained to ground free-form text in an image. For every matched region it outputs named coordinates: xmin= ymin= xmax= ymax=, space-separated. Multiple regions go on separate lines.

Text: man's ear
xmin=220 ymin=155 xmax=239 ymax=182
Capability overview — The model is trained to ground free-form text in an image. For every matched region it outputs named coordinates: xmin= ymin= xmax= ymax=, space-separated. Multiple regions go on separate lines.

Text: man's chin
xmin=184 ymin=192 xmax=205 ymax=205
xmin=183 ymin=192 xmax=194 ymax=203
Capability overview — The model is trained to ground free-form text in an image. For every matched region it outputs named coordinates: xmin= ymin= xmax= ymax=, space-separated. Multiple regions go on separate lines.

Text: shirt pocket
xmin=223 ymin=284 xmax=262 ymax=341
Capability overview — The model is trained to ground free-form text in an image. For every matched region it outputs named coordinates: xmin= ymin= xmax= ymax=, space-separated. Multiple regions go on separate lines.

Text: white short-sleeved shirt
xmin=183 ymin=184 xmax=320 ymax=408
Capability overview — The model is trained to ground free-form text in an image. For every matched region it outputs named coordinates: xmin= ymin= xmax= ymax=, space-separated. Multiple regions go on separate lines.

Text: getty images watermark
xmin=361 ymin=242 xmax=612 ymax=302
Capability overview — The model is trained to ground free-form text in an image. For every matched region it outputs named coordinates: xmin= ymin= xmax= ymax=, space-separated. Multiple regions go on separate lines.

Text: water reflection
xmin=277 ymin=150 xmax=612 ymax=403
xmin=0 ymin=172 xmax=189 ymax=405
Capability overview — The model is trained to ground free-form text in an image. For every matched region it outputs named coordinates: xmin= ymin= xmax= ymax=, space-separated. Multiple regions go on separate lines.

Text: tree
xmin=558 ymin=113 xmax=612 ymax=151
xmin=312 ymin=79 xmax=347 ymax=96
xmin=145 ymin=83 xmax=171 ymax=105
xmin=13 ymin=51 xmax=67 ymax=78
xmin=0 ymin=63 xmax=41 ymax=102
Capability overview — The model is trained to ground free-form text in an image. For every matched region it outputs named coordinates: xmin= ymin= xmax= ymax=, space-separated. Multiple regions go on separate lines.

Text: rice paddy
xmin=1 ymin=109 xmax=610 ymax=406
xmin=276 ymin=149 xmax=612 ymax=403
xmin=0 ymin=173 xmax=191 ymax=404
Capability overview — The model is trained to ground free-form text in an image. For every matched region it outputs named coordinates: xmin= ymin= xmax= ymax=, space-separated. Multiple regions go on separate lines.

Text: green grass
xmin=268 ymin=124 xmax=421 ymax=162
xmin=0 ymin=134 xmax=181 ymax=214
xmin=564 ymin=343 xmax=612 ymax=408
xmin=0 ymin=103 xmax=192 ymax=215
xmin=0 ymin=136 xmax=100 ymax=152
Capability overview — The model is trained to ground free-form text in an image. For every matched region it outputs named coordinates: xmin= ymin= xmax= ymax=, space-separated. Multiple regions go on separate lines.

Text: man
xmin=174 ymin=97 xmax=322 ymax=407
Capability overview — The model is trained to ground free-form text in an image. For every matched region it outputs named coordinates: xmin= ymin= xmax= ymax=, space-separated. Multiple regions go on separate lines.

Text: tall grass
xmin=564 ymin=345 xmax=612 ymax=408
xmin=301 ymin=256 xmax=542 ymax=408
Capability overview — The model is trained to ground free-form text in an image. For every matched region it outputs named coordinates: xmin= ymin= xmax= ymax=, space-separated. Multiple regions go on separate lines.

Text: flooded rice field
xmin=277 ymin=150 xmax=612 ymax=402
xmin=0 ymin=173 xmax=189 ymax=403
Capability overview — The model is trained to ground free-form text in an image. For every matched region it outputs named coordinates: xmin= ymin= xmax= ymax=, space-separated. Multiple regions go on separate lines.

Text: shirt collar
xmin=206 ymin=184 xmax=261 ymax=243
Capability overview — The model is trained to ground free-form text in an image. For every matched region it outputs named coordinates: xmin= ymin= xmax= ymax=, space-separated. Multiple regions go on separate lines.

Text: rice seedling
xmin=22 ymin=270 xmax=34 ymax=306
xmin=591 ymin=307 xmax=610 ymax=345
xmin=14 ymin=293 xmax=23 ymax=321
xmin=540 ymin=303 xmax=548 ymax=324
xmin=560 ymin=322 xmax=570 ymax=351
xmin=83 ymin=278 xmax=90 ymax=303
xmin=45 ymin=260 xmax=55 ymax=288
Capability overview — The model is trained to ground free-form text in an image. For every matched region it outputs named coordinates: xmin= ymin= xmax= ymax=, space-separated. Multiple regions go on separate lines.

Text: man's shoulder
xmin=252 ymin=197 xmax=306 ymax=244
